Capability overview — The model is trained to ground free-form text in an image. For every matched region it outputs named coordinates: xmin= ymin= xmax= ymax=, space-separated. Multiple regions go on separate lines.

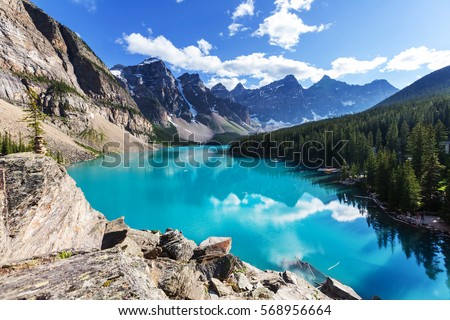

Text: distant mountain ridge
xmin=112 ymin=57 xmax=399 ymax=138
xmin=215 ymin=74 xmax=398 ymax=124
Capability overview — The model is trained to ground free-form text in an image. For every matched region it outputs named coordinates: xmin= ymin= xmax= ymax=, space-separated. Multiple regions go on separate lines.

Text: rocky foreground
xmin=0 ymin=153 xmax=361 ymax=300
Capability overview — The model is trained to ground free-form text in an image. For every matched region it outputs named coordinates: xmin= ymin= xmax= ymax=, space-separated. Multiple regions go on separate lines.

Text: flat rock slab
xmin=0 ymin=248 xmax=167 ymax=300
xmin=320 ymin=277 xmax=362 ymax=300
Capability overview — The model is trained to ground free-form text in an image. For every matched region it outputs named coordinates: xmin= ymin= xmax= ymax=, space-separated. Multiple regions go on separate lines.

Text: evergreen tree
xmin=386 ymin=122 xmax=399 ymax=152
xmin=388 ymin=167 xmax=400 ymax=208
xmin=375 ymin=128 xmax=383 ymax=151
xmin=367 ymin=131 xmax=374 ymax=148
xmin=366 ymin=148 xmax=377 ymax=187
xmin=422 ymin=151 xmax=444 ymax=203
xmin=399 ymin=162 xmax=422 ymax=212
xmin=399 ymin=121 xmax=410 ymax=160
xmin=435 ymin=120 xmax=448 ymax=143
xmin=22 ymin=88 xmax=46 ymax=152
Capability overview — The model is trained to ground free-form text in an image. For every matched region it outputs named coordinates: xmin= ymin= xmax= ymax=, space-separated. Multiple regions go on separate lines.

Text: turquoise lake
xmin=68 ymin=146 xmax=450 ymax=300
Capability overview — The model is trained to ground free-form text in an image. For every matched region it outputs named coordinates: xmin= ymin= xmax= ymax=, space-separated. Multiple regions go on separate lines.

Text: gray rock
xmin=159 ymin=230 xmax=196 ymax=262
xmin=194 ymin=237 xmax=232 ymax=258
xmin=101 ymin=218 xmax=159 ymax=257
xmin=196 ymin=254 xmax=235 ymax=281
xmin=281 ymin=270 xmax=298 ymax=285
xmin=235 ymin=273 xmax=253 ymax=292
xmin=257 ymin=271 xmax=287 ymax=294
xmin=117 ymin=236 xmax=143 ymax=257
xmin=144 ymin=247 xmax=163 ymax=260
xmin=319 ymin=277 xmax=362 ymax=300
xmin=0 ymin=154 xmax=106 ymax=265
xmin=0 ymin=248 xmax=167 ymax=300
xmin=249 ymin=287 xmax=274 ymax=300
xmin=148 ymin=259 xmax=207 ymax=300
xmin=101 ymin=217 xmax=128 ymax=250
xmin=210 ymin=278 xmax=233 ymax=297
xmin=128 ymin=229 xmax=160 ymax=254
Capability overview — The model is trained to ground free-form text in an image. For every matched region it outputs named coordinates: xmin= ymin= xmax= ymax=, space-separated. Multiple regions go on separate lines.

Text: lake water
xmin=68 ymin=146 xmax=450 ymax=300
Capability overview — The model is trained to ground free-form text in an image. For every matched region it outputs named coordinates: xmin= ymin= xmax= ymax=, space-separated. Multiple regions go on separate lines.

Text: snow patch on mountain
xmin=177 ymin=80 xmax=198 ymax=119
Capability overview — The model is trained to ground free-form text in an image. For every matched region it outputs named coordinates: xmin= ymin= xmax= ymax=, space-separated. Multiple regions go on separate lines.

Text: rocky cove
xmin=0 ymin=153 xmax=360 ymax=300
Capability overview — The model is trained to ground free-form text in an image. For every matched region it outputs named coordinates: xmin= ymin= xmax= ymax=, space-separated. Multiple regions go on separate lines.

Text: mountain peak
xmin=234 ymin=83 xmax=245 ymax=90
xmin=231 ymin=83 xmax=246 ymax=95
xmin=178 ymin=73 xmax=201 ymax=81
xmin=211 ymin=83 xmax=228 ymax=92
xmin=283 ymin=74 xmax=298 ymax=83
xmin=111 ymin=64 xmax=125 ymax=71
xmin=369 ymin=79 xmax=397 ymax=89
xmin=318 ymin=75 xmax=335 ymax=83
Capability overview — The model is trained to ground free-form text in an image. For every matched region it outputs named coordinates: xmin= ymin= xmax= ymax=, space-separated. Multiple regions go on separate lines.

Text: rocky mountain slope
xmin=304 ymin=76 xmax=398 ymax=116
xmin=375 ymin=65 xmax=450 ymax=107
xmin=225 ymin=75 xmax=308 ymax=124
xmin=0 ymin=0 xmax=153 ymax=154
xmin=215 ymin=75 xmax=398 ymax=125
xmin=112 ymin=59 xmax=253 ymax=142
xmin=0 ymin=153 xmax=361 ymax=300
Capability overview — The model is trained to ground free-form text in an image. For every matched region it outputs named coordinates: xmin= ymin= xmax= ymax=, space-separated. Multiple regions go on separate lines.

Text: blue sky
xmin=33 ymin=0 xmax=450 ymax=90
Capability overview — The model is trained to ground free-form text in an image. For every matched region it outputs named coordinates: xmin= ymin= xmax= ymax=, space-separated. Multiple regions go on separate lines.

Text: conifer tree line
xmin=0 ymin=132 xmax=29 ymax=155
xmin=0 ymin=131 xmax=65 ymax=164
xmin=233 ymin=96 xmax=450 ymax=214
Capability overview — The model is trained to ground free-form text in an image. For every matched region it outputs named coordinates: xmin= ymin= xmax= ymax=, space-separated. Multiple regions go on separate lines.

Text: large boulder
xmin=101 ymin=217 xmax=159 ymax=257
xmin=193 ymin=237 xmax=232 ymax=259
xmin=159 ymin=229 xmax=196 ymax=262
xmin=196 ymin=254 xmax=235 ymax=281
xmin=210 ymin=278 xmax=233 ymax=297
xmin=0 ymin=154 xmax=106 ymax=265
xmin=319 ymin=277 xmax=362 ymax=300
xmin=101 ymin=217 xmax=128 ymax=249
xmin=235 ymin=273 xmax=253 ymax=292
xmin=148 ymin=259 xmax=207 ymax=300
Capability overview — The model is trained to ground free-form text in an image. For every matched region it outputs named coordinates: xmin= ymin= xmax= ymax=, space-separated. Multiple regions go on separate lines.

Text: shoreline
xmin=340 ymin=176 xmax=450 ymax=238
xmin=368 ymin=192 xmax=450 ymax=237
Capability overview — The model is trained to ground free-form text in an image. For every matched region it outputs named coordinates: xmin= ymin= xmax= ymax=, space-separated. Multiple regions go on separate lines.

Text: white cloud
xmin=232 ymin=0 xmax=255 ymax=20
xmin=329 ymin=57 xmax=388 ymax=78
xmin=228 ymin=23 xmax=244 ymax=37
xmin=122 ymin=34 xmax=224 ymax=75
xmin=228 ymin=0 xmax=255 ymax=36
xmin=71 ymin=0 xmax=97 ymax=12
xmin=120 ymin=33 xmax=387 ymax=88
xmin=253 ymin=9 xmax=328 ymax=51
xmin=385 ymin=46 xmax=450 ymax=72
xmin=275 ymin=0 xmax=314 ymax=11
xmin=253 ymin=0 xmax=328 ymax=50
xmin=176 ymin=0 xmax=184 ymax=3
xmin=197 ymin=39 xmax=213 ymax=55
